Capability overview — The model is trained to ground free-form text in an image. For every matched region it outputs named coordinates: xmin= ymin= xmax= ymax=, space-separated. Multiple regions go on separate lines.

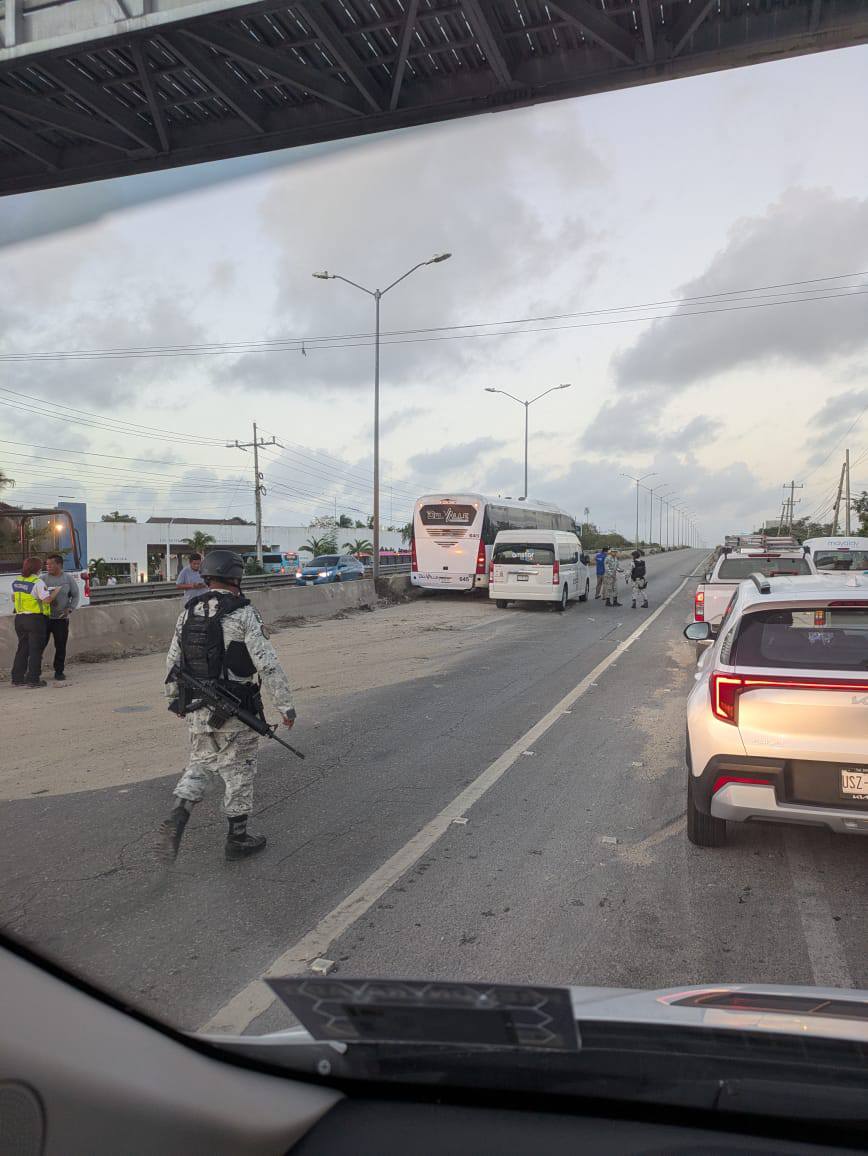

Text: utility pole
xmin=782 ymin=480 xmax=803 ymax=533
xmin=845 ymin=448 xmax=852 ymax=534
xmin=228 ymin=423 xmax=279 ymax=566
xmin=831 ymin=459 xmax=847 ymax=534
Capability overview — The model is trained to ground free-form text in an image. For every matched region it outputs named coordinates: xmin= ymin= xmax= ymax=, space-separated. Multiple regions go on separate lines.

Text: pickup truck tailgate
xmin=695 ymin=582 xmax=737 ymax=627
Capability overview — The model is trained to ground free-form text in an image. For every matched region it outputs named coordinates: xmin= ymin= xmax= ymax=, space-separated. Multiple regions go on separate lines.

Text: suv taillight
xmin=552 ymin=559 xmax=560 ymax=586
xmin=694 ymin=590 xmax=705 ymax=621
xmin=476 ymin=542 xmax=487 ymax=576
xmin=411 ymin=538 xmax=417 ymax=571
xmin=711 ymin=672 xmax=868 ymax=726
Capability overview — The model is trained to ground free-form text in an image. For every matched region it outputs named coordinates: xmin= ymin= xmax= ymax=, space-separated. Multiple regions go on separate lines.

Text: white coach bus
xmin=802 ymin=536 xmax=868 ymax=572
xmin=410 ymin=493 xmax=578 ymax=592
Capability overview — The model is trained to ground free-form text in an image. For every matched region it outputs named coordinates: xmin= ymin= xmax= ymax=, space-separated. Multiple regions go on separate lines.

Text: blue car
xmin=295 ymin=554 xmax=366 ymax=585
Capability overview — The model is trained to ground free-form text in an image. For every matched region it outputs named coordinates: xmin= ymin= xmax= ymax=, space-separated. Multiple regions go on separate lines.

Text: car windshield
xmin=493 ymin=544 xmax=556 ymax=565
xmin=718 ymin=556 xmax=812 ymax=578
xmin=734 ymin=607 xmax=868 ymax=671
xmin=3 ymin=19 xmax=868 ymax=1112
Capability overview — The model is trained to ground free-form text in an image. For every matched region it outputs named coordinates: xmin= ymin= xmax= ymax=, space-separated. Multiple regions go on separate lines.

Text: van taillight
xmin=552 ymin=560 xmax=560 ymax=585
xmin=476 ymin=542 xmax=486 ymax=575
xmin=694 ymin=590 xmax=705 ymax=621
xmin=411 ymin=538 xmax=417 ymax=571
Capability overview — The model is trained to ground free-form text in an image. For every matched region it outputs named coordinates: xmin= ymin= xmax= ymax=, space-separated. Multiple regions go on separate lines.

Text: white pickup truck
xmin=692 ymin=540 xmax=815 ymax=633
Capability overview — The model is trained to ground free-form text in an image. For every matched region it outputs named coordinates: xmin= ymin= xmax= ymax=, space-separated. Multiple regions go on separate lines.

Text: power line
xmin=0 ymin=273 xmax=865 ymax=363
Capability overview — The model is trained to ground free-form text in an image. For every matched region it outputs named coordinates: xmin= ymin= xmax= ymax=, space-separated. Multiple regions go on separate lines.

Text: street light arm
xmin=381 ymin=261 xmax=430 ymax=295
xmin=328 ymin=273 xmax=375 ymax=296
xmin=487 ymin=388 xmax=526 ymax=407
xmin=528 ymin=383 xmax=571 ymax=406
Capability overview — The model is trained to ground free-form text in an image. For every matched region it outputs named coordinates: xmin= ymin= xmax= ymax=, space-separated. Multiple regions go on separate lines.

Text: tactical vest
xmin=179 ymin=591 xmax=257 ymax=687
xmin=12 ymin=576 xmax=50 ymax=616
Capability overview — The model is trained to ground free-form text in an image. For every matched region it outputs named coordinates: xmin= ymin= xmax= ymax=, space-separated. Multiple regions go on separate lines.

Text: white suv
xmin=683 ymin=574 xmax=868 ymax=846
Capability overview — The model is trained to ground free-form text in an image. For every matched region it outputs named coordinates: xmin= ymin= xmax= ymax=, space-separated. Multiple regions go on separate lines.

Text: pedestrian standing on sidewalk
xmin=11 ymin=556 xmax=60 ymax=688
xmin=630 ymin=549 xmax=648 ymax=609
xmin=594 ymin=545 xmax=608 ymax=599
xmin=42 ymin=554 xmax=81 ymax=681
xmin=602 ymin=549 xmax=623 ymax=607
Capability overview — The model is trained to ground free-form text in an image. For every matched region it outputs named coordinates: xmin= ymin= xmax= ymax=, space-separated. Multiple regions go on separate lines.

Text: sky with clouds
xmin=2 ymin=43 xmax=868 ymax=543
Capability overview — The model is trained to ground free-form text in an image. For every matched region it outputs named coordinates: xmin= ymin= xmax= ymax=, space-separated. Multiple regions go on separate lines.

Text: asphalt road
xmin=3 ymin=547 xmax=866 ymax=1037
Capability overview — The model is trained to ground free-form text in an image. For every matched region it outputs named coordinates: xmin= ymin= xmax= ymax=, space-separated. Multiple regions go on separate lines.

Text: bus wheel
xmin=556 ymin=585 xmax=568 ymax=612
xmin=495 ymin=600 xmax=508 ymax=609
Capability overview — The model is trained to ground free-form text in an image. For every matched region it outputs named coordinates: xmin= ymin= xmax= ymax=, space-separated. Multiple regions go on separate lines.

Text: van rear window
xmin=733 ymin=607 xmax=868 ymax=671
xmin=493 ymin=544 xmax=555 ymax=566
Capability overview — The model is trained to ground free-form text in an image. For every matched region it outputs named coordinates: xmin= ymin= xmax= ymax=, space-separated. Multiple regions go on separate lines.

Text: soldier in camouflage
xmin=157 ymin=549 xmax=296 ymax=863
xmin=601 ymin=549 xmax=624 ymax=607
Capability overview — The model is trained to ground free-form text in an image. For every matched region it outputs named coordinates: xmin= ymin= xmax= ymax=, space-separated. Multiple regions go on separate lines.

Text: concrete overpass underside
xmin=1 ymin=0 xmax=867 ymax=195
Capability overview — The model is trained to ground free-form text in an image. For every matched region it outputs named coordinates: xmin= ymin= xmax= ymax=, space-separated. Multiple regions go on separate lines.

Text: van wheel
xmin=495 ymin=600 xmax=508 ymax=609
xmin=556 ymin=585 xmax=568 ymax=612
xmin=686 ymin=766 xmax=727 ymax=847
xmin=578 ymin=579 xmax=590 ymax=602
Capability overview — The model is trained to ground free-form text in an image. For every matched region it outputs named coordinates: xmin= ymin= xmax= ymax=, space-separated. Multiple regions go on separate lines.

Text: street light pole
xmin=620 ymin=472 xmax=656 ymax=549
xmin=314 ymin=253 xmax=451 ymax=578
xmin=656 ymin=487 xmax=673 ymax=549
xmin=485 ymin=384 xmax=571 ymax=499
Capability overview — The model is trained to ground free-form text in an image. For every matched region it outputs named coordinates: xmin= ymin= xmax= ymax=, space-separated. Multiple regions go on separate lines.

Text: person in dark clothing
xmin=630 ymin=549 xmax=648 ymax=609
xmin=42 ymin=553 xmax=81 ymax=681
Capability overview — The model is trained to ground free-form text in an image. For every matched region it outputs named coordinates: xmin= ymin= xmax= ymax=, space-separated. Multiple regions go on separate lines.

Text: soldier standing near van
xmin=630 ymin=549 xmax=648 ymax=610
xmin=157 ymin=549 xmax=297 ymax=863
xmin=602 ymin=549 xmax=623 ymax=607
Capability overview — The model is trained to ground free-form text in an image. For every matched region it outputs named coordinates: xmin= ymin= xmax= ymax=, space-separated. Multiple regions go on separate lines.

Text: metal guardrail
xmin=89 ymin=565 xmax=412 ymax=604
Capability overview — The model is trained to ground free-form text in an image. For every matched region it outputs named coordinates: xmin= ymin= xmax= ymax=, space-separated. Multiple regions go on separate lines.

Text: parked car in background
xmin=295 ymin=554 xmax=365 ymax=585
xmin=243 ymin=552 xmax=299 ymax=575
xmin=684 ymin=573 xmax=868 ymax=846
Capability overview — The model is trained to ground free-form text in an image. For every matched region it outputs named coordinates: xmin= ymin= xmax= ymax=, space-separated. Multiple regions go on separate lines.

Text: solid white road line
xmin=784 ymin=834 xmax=854 ymax=989
xmin=201 ymin=554 xmax=709 ymax=1035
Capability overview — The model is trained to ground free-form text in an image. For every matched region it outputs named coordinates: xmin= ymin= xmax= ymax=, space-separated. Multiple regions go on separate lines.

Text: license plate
xmin=516 ymin=573 xmax=529 ymax=582
xmin=306 ymin=580 xmax=314 ymax=586
xmin=841 ymin=768 xmax=868 ymax=799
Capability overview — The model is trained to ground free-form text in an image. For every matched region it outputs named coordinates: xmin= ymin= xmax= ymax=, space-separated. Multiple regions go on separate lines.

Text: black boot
xmin=225 ymin=815 xmax=267 ymax=860
xmin=156 ymin=801 xmax=191 ymax=863
xmin=604 ymin=599 xmax=612 ymax=606
xmin=613 ymin=599 xmax=623 ymax=607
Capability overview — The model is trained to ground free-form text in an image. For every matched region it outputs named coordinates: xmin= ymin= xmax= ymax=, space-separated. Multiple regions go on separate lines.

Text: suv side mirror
xmin=684 ymin=621 xmax=712 ymax=642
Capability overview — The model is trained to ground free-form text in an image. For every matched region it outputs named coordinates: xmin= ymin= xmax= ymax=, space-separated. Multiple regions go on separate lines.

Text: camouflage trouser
xmin=601 ymin=573 xmax=617 ymax=599
xmin=173 ymin=718 xmax=260 ymax=817
xmin=631 ymin=579 xmax=648 ymax=605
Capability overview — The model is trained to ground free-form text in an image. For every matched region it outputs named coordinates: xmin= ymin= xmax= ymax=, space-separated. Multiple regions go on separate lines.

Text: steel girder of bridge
xmin=1 ymin=0 xmax=867 ymax=195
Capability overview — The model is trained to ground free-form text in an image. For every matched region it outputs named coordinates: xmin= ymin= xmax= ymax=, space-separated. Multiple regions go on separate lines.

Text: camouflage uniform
xmin=165 ymin=598 xmax=295 ymax=817
xmin=601 ymin=552 xmax=622 ymax=601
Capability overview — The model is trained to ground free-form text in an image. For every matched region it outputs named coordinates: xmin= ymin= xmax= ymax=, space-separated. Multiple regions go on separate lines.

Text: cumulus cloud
xmin=614 ymin=188 xmax=868 ymax=392
xmin=210 ymin=105 xmax=608 ymax=395
xmin=803 ymin=387 xmax=868 ymax=466
xmin=582 ymin=401 xmax=722 ymax=454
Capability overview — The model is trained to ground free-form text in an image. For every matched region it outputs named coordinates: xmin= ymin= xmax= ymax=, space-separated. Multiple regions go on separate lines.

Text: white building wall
xmin=87 ymin=521 xmax=407 ymax=580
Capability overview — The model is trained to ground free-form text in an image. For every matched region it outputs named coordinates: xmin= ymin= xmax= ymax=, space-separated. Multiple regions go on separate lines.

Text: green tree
xmin=101 ymin=510 xmax=137 ymax=523
xmin=0 ymin=470 xmax=14 ymax=490
xmin=343 ymin=537 xmax=373 ymax=556
xmin=337 ymin=513 xmax=354 ymax=528
xmin=853 ymin=491 xmax=868 ymax=534
xmin=244 ymin=557 xmax=264 ymax=576
xmin=399 ymin=521 xmax=413 ymax=544
xmin=182 ymin=531 xmax=216 ymax=553
xmin=354 ymin=519 xmax=366 ymax=529
xmin=300 ymin=535 xmax=337 ymax=556
xmin=89 ymin=557 xmax=110 ymax=583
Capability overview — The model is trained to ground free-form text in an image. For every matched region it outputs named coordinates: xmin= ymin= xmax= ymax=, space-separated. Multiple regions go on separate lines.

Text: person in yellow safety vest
xmin=11 ymin=555 xmax=60 ymax=689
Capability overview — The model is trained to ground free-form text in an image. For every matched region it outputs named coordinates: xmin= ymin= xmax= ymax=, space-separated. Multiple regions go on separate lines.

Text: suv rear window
xmin=718 ymin=556 xmax=811 ymax=579
xmin=493 ymin=543 xmax=555 ymax=566
xmin=733 ymin=607 xmax=868 ymax=671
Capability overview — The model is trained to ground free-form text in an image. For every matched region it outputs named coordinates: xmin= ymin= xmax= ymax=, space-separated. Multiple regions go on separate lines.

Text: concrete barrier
xmin=0 ymin=575 xmax=416 ymax=673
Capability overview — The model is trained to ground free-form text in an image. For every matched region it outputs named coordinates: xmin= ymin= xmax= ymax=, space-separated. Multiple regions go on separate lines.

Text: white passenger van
xmin=489 ymin=530 xmax=590 ymax=612
xmin=802 ymin=536 xmax=868 ymax=573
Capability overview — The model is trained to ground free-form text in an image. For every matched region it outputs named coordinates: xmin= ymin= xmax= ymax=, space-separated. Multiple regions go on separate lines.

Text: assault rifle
xmin=168 ymin=666 xmax=304 ymax=759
